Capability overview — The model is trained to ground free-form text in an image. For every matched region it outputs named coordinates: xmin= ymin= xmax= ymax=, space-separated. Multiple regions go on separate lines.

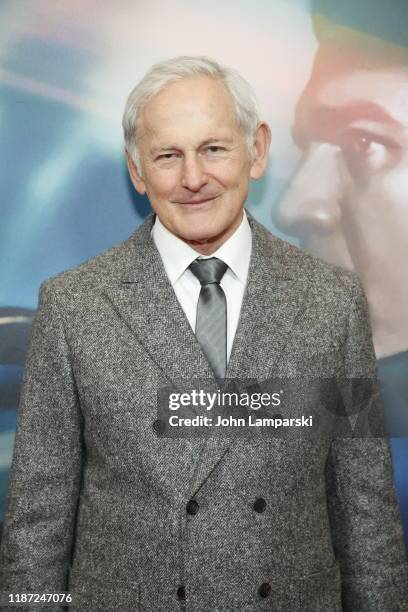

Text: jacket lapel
xmin=227 ymin=214 xmax=311 ymax=381
xmin=103 ymin=214 xmax=215 ymax=385
xmin=103 ymin=215 xmax=217 ymax=500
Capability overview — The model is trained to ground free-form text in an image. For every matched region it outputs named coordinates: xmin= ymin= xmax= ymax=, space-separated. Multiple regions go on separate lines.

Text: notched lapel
xmin=102 ymin=217 xmax=217 ymax=500
xmin=227 ymin=217 xmax=311 ymax=382
xmin=103 ymin=218 xmax=215 ymax=386
xmin=227 ymin=278 xmax=310 ymax=382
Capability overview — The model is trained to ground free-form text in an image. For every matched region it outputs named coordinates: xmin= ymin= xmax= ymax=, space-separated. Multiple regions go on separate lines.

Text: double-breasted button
xmin=258 ymin=582 xmax=271 ymax=598
xmin=253 ymin=497 xmax=267 ymax=513
xmin=186 ymin=499 xmax=199 ymax=515
xmin=152 ymin=419 xmax=165 ymax=434
xmin=177 ymin=585 xmax=186 ymax=601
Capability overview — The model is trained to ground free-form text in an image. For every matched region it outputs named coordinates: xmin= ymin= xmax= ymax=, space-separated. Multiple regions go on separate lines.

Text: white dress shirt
xmin=152 ymin=211 xmax=252 ymax=362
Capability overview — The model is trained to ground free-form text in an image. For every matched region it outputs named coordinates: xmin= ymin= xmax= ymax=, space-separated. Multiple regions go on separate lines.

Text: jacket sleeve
xmin=325 ymin=275 xmax=408 ymax=611
xmin=0 ymin=279 xmax=83 ymax=601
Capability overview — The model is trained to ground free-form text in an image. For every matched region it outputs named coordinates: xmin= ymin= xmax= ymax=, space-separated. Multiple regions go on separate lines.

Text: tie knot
xmin=189 ymin=257 xmax=228 ymax=286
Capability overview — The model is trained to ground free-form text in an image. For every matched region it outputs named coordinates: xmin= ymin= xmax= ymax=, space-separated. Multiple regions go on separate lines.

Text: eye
xmin=157 ymin=152 xmax=178 ymax=160
xmin=205 ymin=145 xmax=225 ymax=154
xmin=342 ymin=132 xmax=381 ymax=156
xmin=154 ymin=152 xmax=181 ymax=167
xmin=338 ymin=129 xmax=400 ymax=177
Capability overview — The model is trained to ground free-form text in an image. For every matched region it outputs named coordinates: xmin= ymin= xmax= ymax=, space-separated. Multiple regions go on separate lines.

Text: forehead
xmin=303 ymin=64 xmax=408 ymax=126
xmin=138 ymin=75 xmax=241 ymax=145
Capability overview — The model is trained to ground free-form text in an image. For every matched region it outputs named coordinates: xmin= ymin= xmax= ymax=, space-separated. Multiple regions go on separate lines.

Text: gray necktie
xmin=189 ymin=257 xmax=228 ymax=380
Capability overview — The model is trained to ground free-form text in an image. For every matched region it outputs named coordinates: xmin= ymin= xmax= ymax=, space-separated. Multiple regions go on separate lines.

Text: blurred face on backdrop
xmin=276 ymin=45 xmax=408 ymax=358
xmin=126 ymin=75 xmax=270 ymax=254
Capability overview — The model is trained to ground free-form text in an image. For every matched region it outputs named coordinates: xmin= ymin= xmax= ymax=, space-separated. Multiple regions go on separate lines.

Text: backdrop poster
xmin=1 ymin=0 xmax=407 ymax=554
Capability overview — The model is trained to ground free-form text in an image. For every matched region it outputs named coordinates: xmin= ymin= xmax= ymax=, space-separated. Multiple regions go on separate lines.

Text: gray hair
xmin=122 ymin=55 xmax=260 ymax=172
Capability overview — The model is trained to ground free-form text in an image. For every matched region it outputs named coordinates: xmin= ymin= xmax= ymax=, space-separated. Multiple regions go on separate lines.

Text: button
xmin=186 ymin=499 xmax=199 ymax=515
xmin=258 ymin=582 xmax=271 ymax=598
xmin=253 ymin=497 xmax=267 ymax=513
xmin=177 ymin=585 xmax=186 ymax=601
xmin=152 ymin=419 xmax=165 ymax=434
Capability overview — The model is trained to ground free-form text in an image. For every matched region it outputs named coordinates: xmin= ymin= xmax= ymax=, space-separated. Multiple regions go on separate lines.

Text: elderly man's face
xmin=276 ymin=61 xmax=408 ymax=357
xmin=127 ymin=75 xmax=269 ymax=254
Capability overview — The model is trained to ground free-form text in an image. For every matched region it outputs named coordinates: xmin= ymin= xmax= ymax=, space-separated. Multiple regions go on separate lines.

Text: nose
xmin=180 ymin=154 xmax=208 ymax=192
xmin=274 ymin=143 xmax=343 ymax=238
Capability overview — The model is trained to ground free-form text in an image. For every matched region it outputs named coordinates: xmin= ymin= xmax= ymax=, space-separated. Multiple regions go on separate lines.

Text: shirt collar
xmin=152 ymin=210 xmax=252 ymax=286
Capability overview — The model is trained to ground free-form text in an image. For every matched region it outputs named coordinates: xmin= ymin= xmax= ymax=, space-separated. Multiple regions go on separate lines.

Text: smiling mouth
xmin=177 ymin=195 xmax=219 ymax=206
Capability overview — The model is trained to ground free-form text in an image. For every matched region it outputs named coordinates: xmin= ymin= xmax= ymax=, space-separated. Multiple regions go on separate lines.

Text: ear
xmin=249 ymin=122 xmax=271 ymax=180
xmin=125 ymin=150 xmax=146 ymax=196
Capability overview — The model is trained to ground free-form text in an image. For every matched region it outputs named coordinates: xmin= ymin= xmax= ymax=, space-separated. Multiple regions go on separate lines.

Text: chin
xmin=179 ymin=229 xmax=219 ymax=244
xmin=176 ymin=219 xmax=227 ymax=242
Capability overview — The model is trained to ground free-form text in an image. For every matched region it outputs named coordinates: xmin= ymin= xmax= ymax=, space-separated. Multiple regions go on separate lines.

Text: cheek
xmin=381 ymin=166 xmax=408 ymax=222
xmin=215 ymin=159 xmax=250 ymax=190
xmin=344 ymin=166 xmax=407 ymax=222
xmin=145 ymin=171 xmax=178 ymax=200
xmin=341 ymin=173 xmax=408 ymax=263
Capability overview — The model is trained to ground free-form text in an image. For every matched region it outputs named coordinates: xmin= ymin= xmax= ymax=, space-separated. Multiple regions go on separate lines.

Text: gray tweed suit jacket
xmin=0 ymin=213 xmax=407 ymax=611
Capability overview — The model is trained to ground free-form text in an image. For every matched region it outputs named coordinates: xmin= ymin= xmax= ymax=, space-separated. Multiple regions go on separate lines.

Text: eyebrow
xmin=150 ymin=137 xmax=233 ymax=155
xmin=199 ymin=138 xmax=233 ymax=146
xmin=294 ymin=100 xmax=402 ymax=147
xmin=313 ymin=101 xmax=401 ymax=129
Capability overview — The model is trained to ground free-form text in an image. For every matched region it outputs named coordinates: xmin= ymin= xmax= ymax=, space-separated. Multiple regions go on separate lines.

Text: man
xmin=0 ymin=56 xmax=407 ymax=611
xmin=275 ymin=0 xmax=408 ymax=549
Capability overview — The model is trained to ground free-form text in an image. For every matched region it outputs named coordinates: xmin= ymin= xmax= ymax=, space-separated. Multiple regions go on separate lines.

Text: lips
xmin=177 ymin=194 xmax=220 ymax=205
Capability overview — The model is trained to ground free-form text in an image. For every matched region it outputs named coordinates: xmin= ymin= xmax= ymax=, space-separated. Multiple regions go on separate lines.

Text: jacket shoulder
xmin=253 ymin=217 xmax=361 ymax=293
